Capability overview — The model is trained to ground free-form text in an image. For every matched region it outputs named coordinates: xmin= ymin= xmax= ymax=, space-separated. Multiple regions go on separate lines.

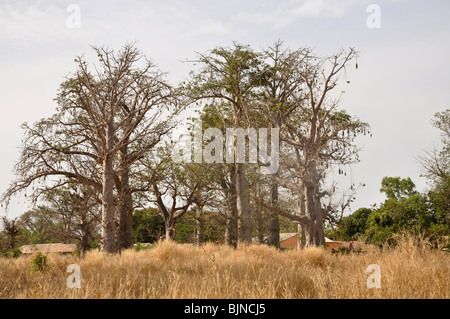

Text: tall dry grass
xmin=0 ymin=235 xmax=448 ymax=299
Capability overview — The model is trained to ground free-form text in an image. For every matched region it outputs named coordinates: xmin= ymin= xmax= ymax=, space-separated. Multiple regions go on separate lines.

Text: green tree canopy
xmin=380 ymin=176 xmax=417 ymax=200
xmin=132 ymin=208 xmax=165 ymax=244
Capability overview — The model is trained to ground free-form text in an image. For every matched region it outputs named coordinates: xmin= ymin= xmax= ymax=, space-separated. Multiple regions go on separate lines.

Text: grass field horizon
xmin=0 ymin=234 xmax=448 ymax=299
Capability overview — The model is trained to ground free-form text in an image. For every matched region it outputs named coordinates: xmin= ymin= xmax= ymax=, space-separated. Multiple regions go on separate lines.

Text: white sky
xmin=1 ymin=0 xmax=450 ymax=219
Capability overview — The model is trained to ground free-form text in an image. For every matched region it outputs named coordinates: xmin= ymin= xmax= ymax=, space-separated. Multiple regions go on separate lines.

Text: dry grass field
xmin=0 ymin=235 xmax=448 ymax=299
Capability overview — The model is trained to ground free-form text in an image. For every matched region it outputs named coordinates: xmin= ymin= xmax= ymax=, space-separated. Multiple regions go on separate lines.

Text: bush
xmin=336 ymin=246 xmax=350 ymax=255
xmin=7 ymin=248 xmax=22 ymax=258
xmin=134 ymin=242 xmax=155 ymax=251
xmin=90 ymin=240 xmax=101 ymax=250
xmin=0 ymin=248 xmax=22 ymax=259
xmin=132 ymin=208 xmax=165 ymax=244
xmin=31 ymin=252 xmax=50 ymax=272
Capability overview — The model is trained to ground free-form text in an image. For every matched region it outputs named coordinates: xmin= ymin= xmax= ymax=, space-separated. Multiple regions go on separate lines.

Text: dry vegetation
xmin=0 ymin=235 xmax=448 ymax=299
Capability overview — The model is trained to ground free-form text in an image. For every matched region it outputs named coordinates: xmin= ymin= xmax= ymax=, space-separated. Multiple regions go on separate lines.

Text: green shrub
xmin=31 ymin=252 xmax=50 ymax=272
xmin=0 ymin=248 xmax=22 ymax=259
xmin=338 ymin=246 xmax=350 ymax=254
xmin=134 ymin=242 xmax=155 ymax=251
xmin=7 ymin=248 xmax=22 ymax=258
xmin=90 ymin=241 xmax=101 ymax=250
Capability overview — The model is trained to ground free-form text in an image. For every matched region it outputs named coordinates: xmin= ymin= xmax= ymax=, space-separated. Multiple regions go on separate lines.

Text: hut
xmin=19 ymin=243 xmax=77 ymax=254
xmin=279 ymin=233 xmax=362 ymax=252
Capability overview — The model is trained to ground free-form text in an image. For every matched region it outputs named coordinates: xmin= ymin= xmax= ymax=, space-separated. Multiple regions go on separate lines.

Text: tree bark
xmin=117 ymin=145 xmax=134 ymax=250
xmin=256 ymin=209 xmax=265 ymax=244
xmin=165 ymin=218 xmax=176 ymax=241
xmin=254 ymin=182 xmax=264 ymax=244
xmin=118 ymin=185 xmax=133 ymax=250
xmin=195 ymin=206 xmax=205 ymax=246
xmin=236 ymin=162 xmax=252 ymax=244
xmin=101 ymin=121 xmax=118 ymax=253
xmin=79 ymin=220 xmax=91 ymax=255
xmin=224 ymin=168 xmax=238 ymax=248
xmin=225 ymin=213 xmax=238 ymax=248
xmin=302 ymin=162 xmax=325 ymax=248
xmin=297 ymin=195 xmax=306 ymax=249
xmin=225 ymin=208 xmax=238 ymax=248
xmin=268 ymin=181 xmax=280 ymax=248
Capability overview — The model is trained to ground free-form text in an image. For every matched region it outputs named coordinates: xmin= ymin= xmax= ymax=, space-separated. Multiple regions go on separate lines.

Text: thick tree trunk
xmin=117 ymin=156 xmax=134 ymax=250
xmin=195 ymin=207 xmax=205 ymax=246
xmin=224 ymin=168 xmax=238 ymax=248
xmin=79 ymin=221 xmax=91 ymax=255
xmin=118 ymin=189 xmax=133 ymax=250
xmin=101 ymin=154 xmax=118 ymax=253
xmin=116 ymin=142 xmax=134 ymax=251
xmin=268 ymin=181 xmax=280 ymax=248
xmin=254 ymin=183 xmax=265 ymax=244
xmin=256 ymin=207 xmax=265 ymax=244
xmin=154 ymin=183 xmax=178 ymax=242
xmin=165 ymin=218 xmax=176 ymax=241
xmin=297 ymin=196 xmax=306 ymax=249
xmin=225 ymin=199 xmax=238 ymax=248
xmin=302 ymin=162 xmax=325 ymax=248
xmin=236 ymin=162 xmax=252 ymax=244
xmin=101 ymin=122 xmax=118 ymax=253
xmin=225 ymin=209 xmax=238 ymax=248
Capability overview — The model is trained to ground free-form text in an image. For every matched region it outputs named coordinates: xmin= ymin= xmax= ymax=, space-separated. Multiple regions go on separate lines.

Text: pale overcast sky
xmin=1 ymin=0 xmax=450 ymax=219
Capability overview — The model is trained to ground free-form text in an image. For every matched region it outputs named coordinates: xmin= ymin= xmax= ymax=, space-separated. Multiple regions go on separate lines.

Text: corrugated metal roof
xmin=279 ymin=233 xmax=297 ymax=242
xmin=19 ymin=243 xmax=77 ymax=254
xmin=280 ymin=233 xmax=335 ymax=243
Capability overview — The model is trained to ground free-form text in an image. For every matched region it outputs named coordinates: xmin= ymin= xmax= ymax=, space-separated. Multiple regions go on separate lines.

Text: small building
xmin=279 ymin=233 xmax=362 ymax=252
xmin=325 ymin=239 xmax=342 ymax=252
xmin=280 ymin=233 xmax=298 ymax=250
xmin=19 ymin=243 xmax=77 ymax=254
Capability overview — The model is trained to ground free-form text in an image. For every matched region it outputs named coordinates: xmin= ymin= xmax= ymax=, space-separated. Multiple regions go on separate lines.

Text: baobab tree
xmin=183 ymin=43 xmax=262 ymax=244
xmin=2 ymin=44 xmax=176 ymax=253
xmin=259 ymin=43 xmax=369 ymax=247
xmin=138 ymin=146 xmax=205 ymax=241
xmin=42 ymin=184 xmax=101 ymax=254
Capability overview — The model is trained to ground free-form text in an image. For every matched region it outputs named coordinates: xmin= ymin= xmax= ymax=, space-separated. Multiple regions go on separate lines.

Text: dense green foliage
xmin=333 ymin=110 xmax=449 ymax=246
xmin=334 ymin=177 xmax=449 ymax=246
xmin=132 ymin=208 xmax=165 ymax=244
xmin=31 ymin=252 xmax=50 ymax=272
xmin=132 ymin=207 xmax=226 ymax=244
